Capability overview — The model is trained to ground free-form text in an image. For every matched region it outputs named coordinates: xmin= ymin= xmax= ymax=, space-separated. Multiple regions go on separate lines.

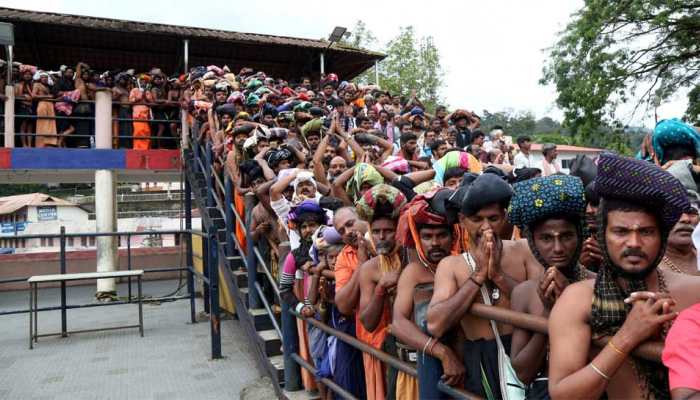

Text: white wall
xmin=26 ymin=205 xmax=89 ymax=223
xmin=11 ymin=216 xmax=201 ymax=253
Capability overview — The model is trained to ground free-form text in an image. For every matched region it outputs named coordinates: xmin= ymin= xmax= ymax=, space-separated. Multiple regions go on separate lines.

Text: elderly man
xmin=662 ymin=159 xmax=700 ymax=275
xmin=391 ymin=189 xmax=465 ymax=399
xmin=507 ymin=175 xmax=594 ymax=398
xmin=540 ymin=143 xmax=562 ymax=176
xmin=548 ymin=153 xmax=700 ymax=400
xmin=354 ymin=184 xmax=407 ymax=400
xmin=426 ymin=174 xmax=541 ymax=398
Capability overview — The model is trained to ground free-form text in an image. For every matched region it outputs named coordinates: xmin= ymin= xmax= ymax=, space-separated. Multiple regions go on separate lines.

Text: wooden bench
xmin=28 ymin=270 xmax=145 ymax=349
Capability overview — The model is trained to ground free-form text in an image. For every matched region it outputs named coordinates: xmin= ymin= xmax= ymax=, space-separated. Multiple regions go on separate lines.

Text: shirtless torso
xmin=429 ymin=238 xmax=541 ymax=340
xmin=549 ymin=271 xmax=700 ymax=399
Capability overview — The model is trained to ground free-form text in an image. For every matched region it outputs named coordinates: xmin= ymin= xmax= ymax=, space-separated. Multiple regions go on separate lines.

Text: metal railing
xmin=3 ymin=94 xmax=184 ymax=149
xmin=0 ymin=227 xmax=213 ymax=347
xmin=185 ymin=118 xmax=666 ymax=399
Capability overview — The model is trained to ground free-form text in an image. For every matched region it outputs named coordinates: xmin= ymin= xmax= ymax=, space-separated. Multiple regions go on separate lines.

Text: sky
xmin=0 ymin=0 xmax=689 ymax=127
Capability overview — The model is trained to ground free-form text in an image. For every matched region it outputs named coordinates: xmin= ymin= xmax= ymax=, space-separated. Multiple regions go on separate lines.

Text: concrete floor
xmin=0 ymin=280 xmax=275 ymax=400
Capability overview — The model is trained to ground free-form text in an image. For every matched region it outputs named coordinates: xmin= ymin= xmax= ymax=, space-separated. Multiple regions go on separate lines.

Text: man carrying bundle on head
xmin=507 ymin=175 xmax=595 ymax=399
xmin=427 ymin=173 xmax=541 ymax=399
xmin=548 ymin=153 xmax=700 ymax=400
xmin=354 ymin=184 xmax=407 ymax=400
xmin=391 ymin=188 xmax=465 ymax=399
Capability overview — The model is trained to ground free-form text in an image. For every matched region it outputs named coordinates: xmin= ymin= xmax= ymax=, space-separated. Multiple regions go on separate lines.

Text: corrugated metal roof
xmin=0 ymin=193 xmax=76 ymax=215
xmin=0 ymin=7 xmax=384 ymax=58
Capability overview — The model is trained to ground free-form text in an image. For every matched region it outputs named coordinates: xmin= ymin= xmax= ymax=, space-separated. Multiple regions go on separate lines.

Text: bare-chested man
xmin=391 ymin=189 xmax=465 ymax=399
xmin=112 ymin=73 xmax=132 ymax=148
xmin=427 ymin=173 xmax=541 ymax=399
xmin=73 ymin=62 xmax=96 ymax=148
xmin=507 ymin=175 xmax=594 ymax=398
xmin=354 ymin=184 xmax=407 ymax=400
xmin=548 ymin=153 xmax=700 ymax=400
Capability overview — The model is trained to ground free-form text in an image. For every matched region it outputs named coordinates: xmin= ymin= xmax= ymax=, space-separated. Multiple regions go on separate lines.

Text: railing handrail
xmin=0 ymin=229 xmax=193 ymax=241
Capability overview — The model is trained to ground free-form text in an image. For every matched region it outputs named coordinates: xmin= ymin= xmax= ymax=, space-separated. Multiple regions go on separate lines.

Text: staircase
xmin=182 ymin=147 xmax=286 ymax=391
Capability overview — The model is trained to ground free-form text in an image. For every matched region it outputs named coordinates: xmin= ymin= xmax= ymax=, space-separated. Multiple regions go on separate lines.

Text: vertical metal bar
xmin=202 ymin=234 xmax=210 ymax=314
xmin=28 ymin=282 xmax=33 ymax=349
xmin=224 ymin=176 xmax=234 ymax=256
xmin=127 ymin=234 xmax=132 ymax=302
xmin=6 ymin=44 xmax=11 ymax=83
xmin=278 ymin=241 xmax=301 ymax=390
xmin=183 ymin=39 xmax=189 ymax=73
xmin=59 ymin=226 xmax=67 ymax=337
xmin=33 ymin=283 xmax=38 ymax=343
xmin=138 ymin=276 xmax=144 ymax=337
xmin=209 ymin=233 xmax=221 ymax=359
xmin=204 ymin=142 xmax=214 ymax=207
xmin=185 ymin=179 xmax=196 ymax=323
xmin=5 ymin=43 xmax=13 ymax=148
xmin=320 ymin=52 xmax=325 ymax=75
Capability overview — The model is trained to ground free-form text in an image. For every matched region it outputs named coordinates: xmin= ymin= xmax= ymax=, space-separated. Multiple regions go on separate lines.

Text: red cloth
xmin=663 ymin=303 xmax=700 ymax=391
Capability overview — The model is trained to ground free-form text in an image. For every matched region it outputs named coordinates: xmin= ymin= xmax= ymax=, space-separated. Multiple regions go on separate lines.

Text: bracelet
xmin=427 ymin=337 xmax=439 ymax=355
xmin=422 ymin=337 xmax=434 ymax=355
xmin=589 ymin=362 xmax=610 ymax=381
xmin=469 ymin=276 xmax=483 ymax=287
xmin=608 ymin=340 xmax=626 ymax=356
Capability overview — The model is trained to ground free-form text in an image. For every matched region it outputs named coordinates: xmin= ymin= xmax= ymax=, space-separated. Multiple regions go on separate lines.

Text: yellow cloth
xmin=396 ymin=371 xmax=419 ymax=400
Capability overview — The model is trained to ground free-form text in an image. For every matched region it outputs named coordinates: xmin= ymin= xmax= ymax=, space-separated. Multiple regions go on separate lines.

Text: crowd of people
xmin=7 ymin=57 xmax=700 ymax=399
xmin=0 ymin=61 xmax=181 ymax=149
xmin=180 ymin=65 xmax=700 ymax=400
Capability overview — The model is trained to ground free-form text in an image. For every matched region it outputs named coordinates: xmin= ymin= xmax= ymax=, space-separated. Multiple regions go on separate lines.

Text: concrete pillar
xmin=4 ymin=85 xmax=14 ymax=148
xmin=94 ymin=89 xmax=118 ymax=298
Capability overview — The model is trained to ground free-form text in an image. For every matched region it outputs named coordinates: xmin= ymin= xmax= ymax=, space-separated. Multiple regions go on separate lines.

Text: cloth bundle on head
xmin=216 ymin=103 xmax=237 ymax=117
xmin=569 ymin=154 xmax=598 ymax=187
xmin=513 ymin=167 xmax=542 ymax=183
xmin=269 ymin=128 xmax=289 ymax=141
xmin=245 ymin=93 xmax=260 ymax=107
xmin=459 ymin=173 xmax=513 ymax=216
xmin=433 ymin=151 xmax=480 ymax=184
xmin=508 ymin=175 xmax=586 ymax=229
xmin=396 ymin=188 xmax=462 ymax=269
xmin=381 ymin=156 xmax=410 ymax=174
xmin=651 ymin=118 xmax=700 ymax=165
xmin=355 ymin=184 xmax=406 ymax=224
xmin=592 ymin=153 xmax=690 ymax=400
xmin=288 ymin=200 xmax=328 ymax=227
xmin=508 ymin=175 xmax=587 ymax=279
xmin=301 ymin=118 xmax=323 ymax=137
xmin=595 ymin=152 xmax=689 ymax=233
xmin=346 ymin=163 xmax=384 ymax=201
xmin=266 ymin=148 xmax=293 ymax=169
xmin=310 ymin=226 xmax=343 ymax=265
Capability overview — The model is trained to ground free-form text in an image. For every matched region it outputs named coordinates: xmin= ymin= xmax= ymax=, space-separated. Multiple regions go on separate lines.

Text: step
xmin=268 ymin=354 xmax=285 ymax=383
xmin=284 ymin=390 xmax=321 ymax=400
xmin=216 ymin=228 xmax=228 ymax=243
xmin=210 ymin=217 xmax=226 ymax=230
xmin=249 ymin=307 xmax=274 ymax=331
xmin=226 ymin=255 xmax=245 ymax=270
xmin=258 ymin=329 xmax=282 ymax=356
xmin=232 ymin=268 xmax=248 ymax=288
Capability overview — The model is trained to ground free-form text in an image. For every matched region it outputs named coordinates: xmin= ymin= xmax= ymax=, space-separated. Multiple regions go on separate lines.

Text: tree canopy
xmin=542 ymin=0 xmax=700 ymax=137
xmin=344 ymin=21 xmax=446 ymax=112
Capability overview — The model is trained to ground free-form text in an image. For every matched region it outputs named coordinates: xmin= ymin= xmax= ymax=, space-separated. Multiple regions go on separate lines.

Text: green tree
xmin=378 ymin=26 xmax=445 ymax=112
xmin=542 ymin=0 xmax=700 ymax=139
xmin=686 ymin=85 xmax=700 ymax=124
xmin=479 ymin=109 xmax=537 ymax=137
xmin=343 ymin=22 xmax=446 ymax=112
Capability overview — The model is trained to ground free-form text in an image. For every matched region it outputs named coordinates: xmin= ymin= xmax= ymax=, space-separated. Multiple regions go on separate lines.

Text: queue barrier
xmin=186 ymin=114 xmax=665 ymax=400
